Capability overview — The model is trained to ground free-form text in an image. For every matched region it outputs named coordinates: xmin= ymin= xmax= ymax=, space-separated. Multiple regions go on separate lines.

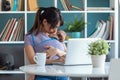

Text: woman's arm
xmin=25 ymin=45 xmax=66 ymax=64
xmin=25 ymin=45 xmax=36 ymax=64
xmin=56 ymin=48 xmax=66 ymax=56
xmin=45 ymin=46 xmax=66 ymax=58
xmin=25 ymin=45 xmax=65 ymax=64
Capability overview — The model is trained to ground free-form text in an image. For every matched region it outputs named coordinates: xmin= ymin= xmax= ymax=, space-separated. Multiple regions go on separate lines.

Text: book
xmin=96 ymin=20 xmax=107 ymax=38
xmin=27 ymin=0 xmax=38 ymax=11
xmin=87 ymin=7 xmax=113 ymax=11
xmin=20 ymin=0 xmax=24 ymax=11
xmin=2 ymin=18 xmax=14 ymax=41
xmin=13 ymin=0 xmax=18 ymax=11
xmin=62 ymin=0 xmax=82 ymax=11
xmin=0 ymin=19 xmax=11 ymax=40
xmin=89 ymin=20 xmax=100 ymax=37
xmin=21 ymin=18 xmax=24 ymax=41
xmin=72 ymin=5 xmax=82 ymax=10
xmin=11 ymin=18 xmax=21 ymax=41
xmin=64 ymin=0 xmax=72 ymax=10
xmin=89 ymin=20 xmax=103 ymax=38
xmin=9 ymin=21 xmax=18 ymax=41
xmin=0 ymin=0 xmax=1 ymax=11
xmin=11 ymin=17 xmax=24 ymax=41
xmin=15 ymin=18 xmax=23 ymax=41
xmin=4 ymin=18 xmax=16 ymax=41
xmin=18 ymin=18 xmax=24 ymax=41
xmin=102 ymin=20 xmax=110 ymax=39
xmin=60 ymin=0 xmax=68 ymax=11
xmin=109 ymin=16 xmax=114 ymax=40
xmin=17 ymin=0 xmax=22 ymax=11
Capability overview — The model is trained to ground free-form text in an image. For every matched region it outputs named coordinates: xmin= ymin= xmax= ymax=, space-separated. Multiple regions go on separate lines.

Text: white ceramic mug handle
xmin=33 ymin=56 xmax=37 ymax=63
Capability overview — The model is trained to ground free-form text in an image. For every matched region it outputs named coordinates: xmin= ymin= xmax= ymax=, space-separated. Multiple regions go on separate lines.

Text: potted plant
xmin=88 ymin=39 xmax=110 ymax=68
xmin=64 ymin=16 xmax=85 ymax=38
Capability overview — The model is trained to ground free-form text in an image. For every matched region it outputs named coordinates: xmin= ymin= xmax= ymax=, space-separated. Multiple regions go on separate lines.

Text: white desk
xmin=19 ymin=63 xmax=109 ymax=78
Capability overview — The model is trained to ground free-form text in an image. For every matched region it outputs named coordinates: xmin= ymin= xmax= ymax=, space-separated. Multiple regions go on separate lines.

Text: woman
xmin=24 ymin=7 xmax=68 ymax=80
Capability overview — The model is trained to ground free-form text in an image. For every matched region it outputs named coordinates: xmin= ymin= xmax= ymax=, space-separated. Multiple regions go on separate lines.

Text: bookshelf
xmin=0 ymin=0 xmax=119 ymax=80
xmin=0 ymin=0 xmax=25 ymax=80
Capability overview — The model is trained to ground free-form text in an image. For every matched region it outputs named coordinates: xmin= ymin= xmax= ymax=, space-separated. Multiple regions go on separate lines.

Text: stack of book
xmin=27 ymin=0 xmax=38 ymax=11
xmin=89 ymin=16 xmax=114 ymax=40
xmin=0 ymin=0 xmax=24 ymax=11
xmin=60 ymin=0 xmax=82 ymax=11
xmin=0 ymin=17 xmax=24 ymax=41
xmin=87 ymin=7 xmax=114 ymax=11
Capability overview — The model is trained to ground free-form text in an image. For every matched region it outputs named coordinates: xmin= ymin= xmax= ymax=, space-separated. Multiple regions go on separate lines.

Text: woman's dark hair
xmin=49 ymin=7 xmax=64 ymax=26
xmin=28 ymin=7 xmax=63 ymax=35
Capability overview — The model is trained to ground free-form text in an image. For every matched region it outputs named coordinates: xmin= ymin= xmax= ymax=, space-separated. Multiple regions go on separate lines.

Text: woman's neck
xmin=41 ymin=32 xmax=49 ymax=36
xmin=39 ymin=25 xmax=49 ymax=36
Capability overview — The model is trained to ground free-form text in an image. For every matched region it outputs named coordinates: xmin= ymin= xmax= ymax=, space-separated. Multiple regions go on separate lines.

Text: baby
xmin=49 ymin=30 xmax=67 ymax=42
xmin=49 ymin=30 xmax=67 ymax=51
xmin=37 ymin=30 xmax=67 ymax=60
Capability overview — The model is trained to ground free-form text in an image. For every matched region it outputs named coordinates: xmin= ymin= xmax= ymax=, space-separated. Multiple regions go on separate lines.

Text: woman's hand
xmin=44 ymin=46 xmax=57 ymax=59
xmin=55 ymin=56 xmax=65 ymax=63
xmin=46 ymin=56 xmax=66 ymax=64
xmin=44 ymin=46 xmax=66 ymax=59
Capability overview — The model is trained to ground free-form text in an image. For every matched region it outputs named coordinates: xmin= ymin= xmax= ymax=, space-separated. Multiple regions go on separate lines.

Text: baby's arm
xmin=63 ymin=43 xmax=67 ymax=52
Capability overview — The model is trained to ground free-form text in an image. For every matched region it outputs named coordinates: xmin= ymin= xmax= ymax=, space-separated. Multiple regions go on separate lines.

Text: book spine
xmin=60 ymin=0 xmax=68 ymax=11
xmin=109 ymin=16 xmax=114 ymax=40
xmin=9 ymin=20 xmax=18 ymax=41
xmin=0 ymin=0 xmax=1 ymax=11
xmin=2 ymin=18 xmax=14 ymax=41
xmin=64 ymin=0 xmax=72 ymax=10
xmin=89 ymin=20 xmax=102 ymax=38
xmin=0 ymin=19 xmax=10 ymax=40
xmin=102 ymin=20 xmax=110 ymax=40
xmin=13 ymin=0 xmax=18 ymax=11
xmin=27 ymin=0 xmax=38 ymax=11
xmin=96 ymin=20 xmax=107 ymax=38
xmin=11 ymin=18 xmax=21 ymax=41
xmin=15 ymin=18 xmax=22 ymax=41
xmin=4 ymin=18 xmax=16 ymax=41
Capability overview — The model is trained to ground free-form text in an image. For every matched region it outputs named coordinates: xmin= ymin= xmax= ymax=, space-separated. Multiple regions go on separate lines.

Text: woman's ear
xmin=43 ymin=19 xmax=47 ymax=25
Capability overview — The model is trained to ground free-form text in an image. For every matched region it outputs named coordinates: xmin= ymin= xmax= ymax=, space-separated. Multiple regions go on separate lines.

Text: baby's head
xmin=49 ymin=30 xmax=66 ymax=42
xmin=57 ymin=30 xmax=66 ymax=42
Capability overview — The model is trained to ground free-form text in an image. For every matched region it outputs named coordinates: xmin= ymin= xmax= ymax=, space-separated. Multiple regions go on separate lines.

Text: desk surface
xmin=19 ymin=63 xmax=109 ymax=77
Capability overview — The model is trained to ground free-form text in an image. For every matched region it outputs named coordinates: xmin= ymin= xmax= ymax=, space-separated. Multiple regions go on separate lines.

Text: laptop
xmin=52 ymin=38 xmax=99 ymax=66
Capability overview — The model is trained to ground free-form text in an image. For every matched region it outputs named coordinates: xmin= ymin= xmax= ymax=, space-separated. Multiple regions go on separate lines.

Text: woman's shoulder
xmin=25 ymin=34 xmax=32 ymax=39
xmin=25 ymin=32 xmax=40 ymax=39
xmin=24 ymin=34 xmax=33 ymax=43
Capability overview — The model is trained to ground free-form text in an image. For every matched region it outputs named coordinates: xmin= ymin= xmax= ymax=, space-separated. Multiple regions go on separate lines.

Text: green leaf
xmin=88 ymin=39 xmax=110 ymax=55
xmin=64 ymin=16 xmax=86 ymax=32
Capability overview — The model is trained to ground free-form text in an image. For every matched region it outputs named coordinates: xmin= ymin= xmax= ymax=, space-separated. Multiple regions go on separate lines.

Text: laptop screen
xmin=65 ymin=38 xmax=99 ymax=65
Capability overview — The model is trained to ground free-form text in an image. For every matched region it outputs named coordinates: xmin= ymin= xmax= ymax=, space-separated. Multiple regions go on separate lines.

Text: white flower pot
xmin=91 ymin=55 xmax=106 ymax=68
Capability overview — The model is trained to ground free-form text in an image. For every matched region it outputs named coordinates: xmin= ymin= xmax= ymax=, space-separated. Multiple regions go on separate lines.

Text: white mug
xmin=33 ymin=53 xmax=46 ymax=66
